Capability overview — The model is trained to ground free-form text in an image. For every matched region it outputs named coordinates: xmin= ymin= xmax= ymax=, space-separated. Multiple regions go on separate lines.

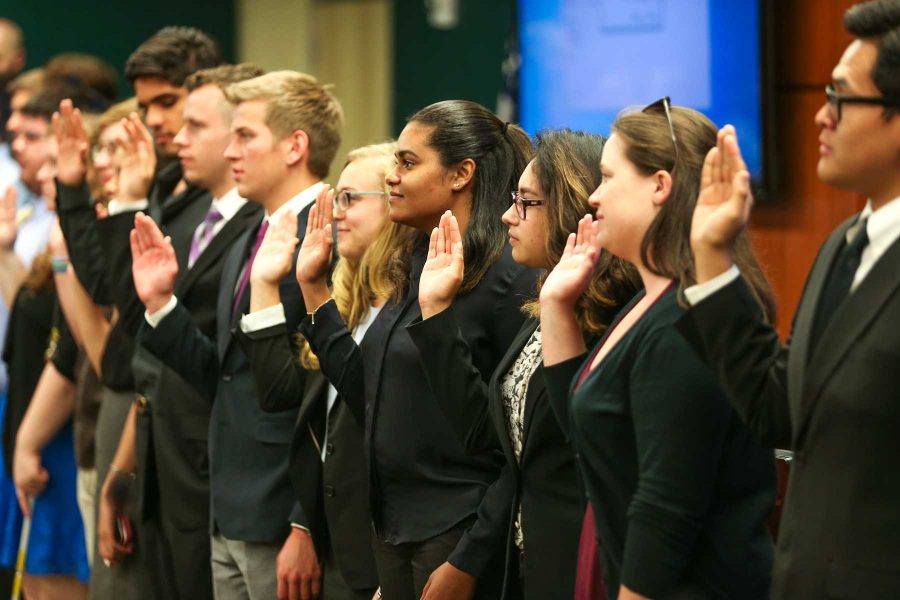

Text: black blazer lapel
xmin=489 ymin=319 xmax=539 ymax=467
xmin=176 ymin=203 xmax=261 ymax=296
xmin=798 ymin=233 xmax=900 ymax=438
xmin=788 ymin=216 xmax=856 ymax=426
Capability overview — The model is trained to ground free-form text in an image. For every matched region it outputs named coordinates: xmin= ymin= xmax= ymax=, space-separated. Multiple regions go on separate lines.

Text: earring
xmin=454 ymin=183 xmax=460 ymax=189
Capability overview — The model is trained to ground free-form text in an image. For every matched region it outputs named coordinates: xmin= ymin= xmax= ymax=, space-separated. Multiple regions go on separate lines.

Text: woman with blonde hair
xmin=240 ymin=141 xmax=416 ymax=600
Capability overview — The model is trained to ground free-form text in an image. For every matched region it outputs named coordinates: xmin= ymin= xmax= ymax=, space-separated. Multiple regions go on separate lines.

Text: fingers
xmin=277 ymin=573 xmax=286 ymax=600
xmin=3 ymin=183 xmax=17 ymax=209
xmin=436 ymin=215 xmax=447 ymax=256
xmin=721 ymin=127 xmax=748 ymax=179
xmin=320 ymin=186 xmax=334 ymax=231
xmin=701 ymin=147 xmax=716 ymax=193
xmin=732 ymin=170 xmax=753 ymax=219
xmin=428 ymin=225 xmax=439 ymax=259
xmin=15 ymin=488 xmax=30 ymax=517
xmin=561 ymin=232 xmax=576 ymax=258
xmin=310 ymin=571 xmax=321 ymax=599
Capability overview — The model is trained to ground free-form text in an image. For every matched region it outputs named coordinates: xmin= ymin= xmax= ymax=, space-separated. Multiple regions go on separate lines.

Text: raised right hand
xmin=252 ymin=211 xmax=300 ymax=286
xmin=0 ymin=185 xmax=16 ymax=250
xmin=419 ymin=210 xmax=464 ymax=319
xmin=296 ymin=186 xmax=334 ymax=286
xmin=130 ymin=212 xmax=178 ymax=314
xmin=53 ymin=99 xmax=90 ymax=186
xmin=539 ymin=215 xmax=601 ymax=309
xmin=116 ymin=114 xmax=157 ymax=204
xmin=690 ymin=125 xmax=753 ymax=283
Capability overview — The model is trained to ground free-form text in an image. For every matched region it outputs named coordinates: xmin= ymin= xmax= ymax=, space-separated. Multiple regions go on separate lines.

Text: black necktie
xmin=809 ymin=218 xmax=869 ymax=355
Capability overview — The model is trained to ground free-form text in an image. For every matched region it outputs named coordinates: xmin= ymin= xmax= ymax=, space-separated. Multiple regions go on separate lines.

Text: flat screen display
xmin=520 ymin=0 xmax=763 ymax=179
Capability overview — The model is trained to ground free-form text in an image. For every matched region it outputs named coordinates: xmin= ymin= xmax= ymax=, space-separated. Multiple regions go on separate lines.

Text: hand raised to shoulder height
xmin=691 ymin=125 xmax=753 ymax=283
xmin=251 ymin=211 xmax=299 ymax=286
xmin=130 ymin=212 xmax=178 ymax=314
xmin=296 ymin=185 xmax=335 ymax=287
xmin=117 ymin=114 xmax=157 ymax=204
xmin=0 ymin=185 xmax=17 ymax=250
xmin=539 ymin=214 xmax=601 ymax=309
xmin=53 ymin=99 xmax=90 ymax=186
xmin=419 ymin=210 xmax=464 ymax=319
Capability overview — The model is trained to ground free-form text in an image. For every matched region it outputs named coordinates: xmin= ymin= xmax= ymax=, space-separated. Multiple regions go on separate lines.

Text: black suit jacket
xmin=139 ymin=207 xmax=310 ymax=542
xmin=237 ymin=314 xmax=378 ymax=590
xmin=677 ymin=212 xmax=900 ymax=598
xmin=408 ymin=312 xmax=583 ymax=600
xmin=300 ymin=244 xmax=538 ymax=582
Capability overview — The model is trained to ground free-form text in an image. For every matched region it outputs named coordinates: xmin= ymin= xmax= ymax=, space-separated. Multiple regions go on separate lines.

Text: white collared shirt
xmin=685 ymin=196 xmax=900 ymax=305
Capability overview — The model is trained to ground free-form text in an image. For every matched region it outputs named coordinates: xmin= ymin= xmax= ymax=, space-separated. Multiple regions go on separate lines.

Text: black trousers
xmin=371 ymin=522 xmax=503 ymax=600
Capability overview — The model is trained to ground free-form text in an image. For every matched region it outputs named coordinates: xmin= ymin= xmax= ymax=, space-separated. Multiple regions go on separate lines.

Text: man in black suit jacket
xmin=676 ymin=1 xmax=900 ymax=597
xmin=132 ymin=70 xmax=343 ymax=600
xmin=88 ymin=64 xmax=263 ymax=600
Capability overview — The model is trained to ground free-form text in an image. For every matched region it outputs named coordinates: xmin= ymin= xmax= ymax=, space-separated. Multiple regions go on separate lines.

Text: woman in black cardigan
xmin=406 ymin=129 xmax=640 ymax=599
xmin=296 ymin=100 xmax=539 ymax=600
xmin=539 ymin=103 xmax=777 ymax=599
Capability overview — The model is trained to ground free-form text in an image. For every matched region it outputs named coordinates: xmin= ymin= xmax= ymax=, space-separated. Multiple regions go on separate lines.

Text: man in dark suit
xmin=677 ymin=1 xmax=900 ymax=597
xmin=131 ymin=70 xmax=343 ymax=600
xmin=90 ymin=63 xmax=265 ymax=600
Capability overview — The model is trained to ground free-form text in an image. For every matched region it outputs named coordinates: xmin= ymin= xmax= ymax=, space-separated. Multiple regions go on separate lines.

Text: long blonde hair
xmin=299 ymin=141 xmax=418 ymax=368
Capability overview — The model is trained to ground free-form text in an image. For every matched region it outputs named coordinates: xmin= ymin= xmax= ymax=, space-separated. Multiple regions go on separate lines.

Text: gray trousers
xmin=210 ymin=532 xmax=280 ymax=600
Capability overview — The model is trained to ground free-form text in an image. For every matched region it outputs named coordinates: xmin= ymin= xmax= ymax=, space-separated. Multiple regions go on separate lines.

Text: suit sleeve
xmin=447 ymin=462 xmax=515 ymax=578
xmin=56 ymin=180 xmax=112 ymax=304
xmin=406 ymin=306 xmax=499 ymax=453
xmin=297 ymin=299 xmax=365 ymax=427
xmin=237 ymin=322 xmax=309 ymax=413
xmin=288 ymin=501 xmax=310 ymax=531
xmin=137 ymin=302 xmax=219 ymax=403
xmin=675 ymin=276 xmax=792 ymax=448
xmin=620 ymin=325 xmax=734 ymax=597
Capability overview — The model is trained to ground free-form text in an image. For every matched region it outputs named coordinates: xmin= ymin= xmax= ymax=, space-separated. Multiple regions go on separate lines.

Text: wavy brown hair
xmin=521 ymin=129 xmax=641 ymax=335
xmin=612 ymin=107 xmax=776 ymax=322
xmin=299 ymin=142 xmax=418 ymax=369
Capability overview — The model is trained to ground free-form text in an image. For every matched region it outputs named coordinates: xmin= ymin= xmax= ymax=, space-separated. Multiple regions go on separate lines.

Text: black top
xmin=300 ymin=243 xmax=538 ymax=574
xmin=2 ymin=286 xmax=77 ymax=473
xmin=544 ymin=287 xmax=775 ymax=599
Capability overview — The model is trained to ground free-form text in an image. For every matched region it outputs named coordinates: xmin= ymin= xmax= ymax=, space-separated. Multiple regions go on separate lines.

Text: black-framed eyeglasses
xmin=510 ymin=191 xmax=545 ymax=219
xmin=334 ymin=190 xmax=385 ymax=211
xmin=642 ymin=96 xmax=678 ymax=170
xmin=824 ymin=85 xmax=900 ymax=123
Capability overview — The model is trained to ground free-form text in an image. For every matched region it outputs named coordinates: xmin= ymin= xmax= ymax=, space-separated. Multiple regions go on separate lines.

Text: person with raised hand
xmin=539 ymin=102 xmax=777 ymax=600
xmin=677 ymin=1 xmax=900 ymax=596
xmin=240 ymin=142 xmax=413 ymax=600
xmin=298 ymin=100 xmax=537 ymax=600
xmin=408 ymin=130 xmax=640 ymax=599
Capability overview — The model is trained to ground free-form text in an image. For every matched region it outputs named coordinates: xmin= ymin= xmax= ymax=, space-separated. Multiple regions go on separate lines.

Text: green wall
xmin=392 ymin=0 xmax=516 ymax=132
xmin=2 ymin=0 xmax=235 ymax=99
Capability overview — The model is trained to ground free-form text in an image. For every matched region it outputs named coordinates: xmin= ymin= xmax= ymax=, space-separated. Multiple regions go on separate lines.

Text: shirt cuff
xmin=683 ymin=265 xmax=741 ymax=306
xmin=290 ymin=523 xmax=311 ymax=533
xmin=240 ymin=303 xmax=287 ymax=333
xmin=107 ymin=198 xmax=149 ymax=216
xmin=145 ymin=296 xmax=178 ymax=328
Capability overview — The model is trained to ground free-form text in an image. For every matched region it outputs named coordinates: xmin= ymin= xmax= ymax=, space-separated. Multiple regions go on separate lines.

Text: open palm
xmin=53 ymin=99 xmax=89 ymax=186
xmin=296 ymin=186 xmax=334 ymax=286
xmin=130 ymin=213 xmax=178 ymax=311
xmin=540 ymin=215 xmax=600 ymax=308
xmin=252 ymin=212 xmax=299 ymax=285
xmin=0 ymin=185 xmax=17 ymax=249
xmin=117 ymin=114 xmax=157 ymax=203
xmin=419 ymin=210 xmax=464 ymax=317
xmin=691 ymin=125 xmax=753 ymax=252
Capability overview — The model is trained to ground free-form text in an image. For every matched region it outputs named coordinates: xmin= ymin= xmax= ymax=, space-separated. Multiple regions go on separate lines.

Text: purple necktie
xmin=188 ymin=207 xmax=224 ymax=268
xmin=232 ymin=220 xmax=269 ymax=317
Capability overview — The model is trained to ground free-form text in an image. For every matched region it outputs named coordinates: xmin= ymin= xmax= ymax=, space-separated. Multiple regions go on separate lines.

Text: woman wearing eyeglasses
xmin=407 ymin=129 xmax=640 ymax=599
xmin=238 ymin=142 xmax=418 ymax=600
xmin=296 ymin=100 xmax=539 ymax=600
xmin=538 ymin=103 xmax=777 ymax=599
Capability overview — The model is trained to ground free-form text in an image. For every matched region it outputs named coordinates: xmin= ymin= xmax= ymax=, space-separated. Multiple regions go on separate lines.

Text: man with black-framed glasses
xmin=677 ymin=0 xmax=900 ymax=598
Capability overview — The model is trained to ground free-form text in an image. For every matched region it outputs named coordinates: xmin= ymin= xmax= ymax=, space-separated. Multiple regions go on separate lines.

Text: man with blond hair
xmin=132 ymin=70 xmax=343 ymax=600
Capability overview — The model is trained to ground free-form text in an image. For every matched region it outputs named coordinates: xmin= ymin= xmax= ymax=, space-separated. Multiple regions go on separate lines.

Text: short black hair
xmin=844 ymin=0 xmax=900 ymax=117
xmin=125 ymin=26 xmax=224 ymax=87
xmin=21 ymin=82 xmax=110 ymax=121
xmin=45 ymin=53 xmax=118 ymax=102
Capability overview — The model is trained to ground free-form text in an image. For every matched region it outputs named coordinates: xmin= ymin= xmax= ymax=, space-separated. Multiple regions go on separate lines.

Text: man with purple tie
xmin=132 ymin=71 xmax=343 ymax=600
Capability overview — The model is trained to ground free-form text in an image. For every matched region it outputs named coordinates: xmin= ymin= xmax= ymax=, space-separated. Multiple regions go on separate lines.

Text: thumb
xmin=37 ymin=466 xmax=49 ymax=483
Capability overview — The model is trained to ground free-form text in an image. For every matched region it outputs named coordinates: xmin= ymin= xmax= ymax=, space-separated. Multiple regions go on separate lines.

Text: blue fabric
xmin=0 ymin=391 xmax=90 ymax=582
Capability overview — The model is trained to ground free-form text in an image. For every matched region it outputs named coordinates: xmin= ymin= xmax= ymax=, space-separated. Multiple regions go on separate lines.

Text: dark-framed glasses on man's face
xmin=642 ymin=96 xmax=678 ymax=168
xmin=824 ymin=85 xmax=900 ymax=123
xmin=510 ymin=190 xmax=545 ymax=220
xmin=334 ymin=190 xmax=385 ymax=211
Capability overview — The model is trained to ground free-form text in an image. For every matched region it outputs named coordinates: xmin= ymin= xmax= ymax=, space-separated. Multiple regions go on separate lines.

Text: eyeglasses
xmin=642 ymin=96 xmax=678 ymax=170
xmin=824 ymin=85 xmax=900 ymax=123
xmin=334 ymin=190 xmax=385 ymax=211
xmin=510 ymin=191 xmax=545 ymax=219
